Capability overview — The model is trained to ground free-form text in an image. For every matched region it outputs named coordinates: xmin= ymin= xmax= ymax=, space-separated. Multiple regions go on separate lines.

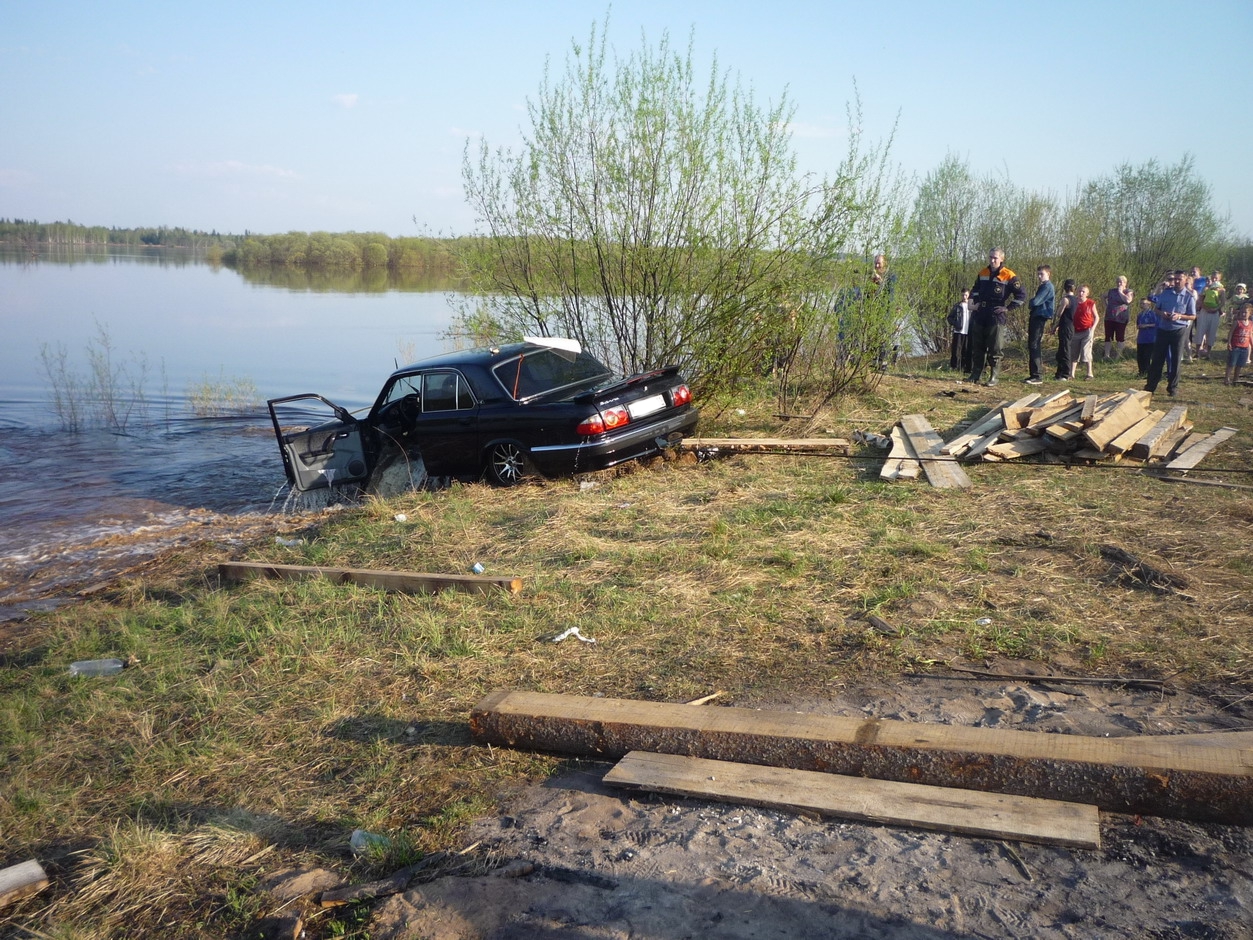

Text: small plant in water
xmin=186 ymin=370 xmax=260 ymax=417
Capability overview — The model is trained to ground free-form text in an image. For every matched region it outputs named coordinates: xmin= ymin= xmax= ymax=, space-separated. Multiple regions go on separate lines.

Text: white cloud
xmin=332 ymin=93 xmax=360 ymax=109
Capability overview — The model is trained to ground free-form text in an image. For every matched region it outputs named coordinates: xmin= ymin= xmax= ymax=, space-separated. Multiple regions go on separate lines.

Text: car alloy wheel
xmin=487 ymin=441 xmax=528 ymax=486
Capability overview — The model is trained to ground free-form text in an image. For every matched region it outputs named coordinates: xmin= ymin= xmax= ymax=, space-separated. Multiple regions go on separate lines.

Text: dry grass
xmin=2 ymin=353 xmax=1252 ymax=937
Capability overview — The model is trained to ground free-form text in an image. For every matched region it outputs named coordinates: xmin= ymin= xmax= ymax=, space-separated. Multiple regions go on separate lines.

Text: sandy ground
xmin=349 ymin=670 xmax=1253 ymax=940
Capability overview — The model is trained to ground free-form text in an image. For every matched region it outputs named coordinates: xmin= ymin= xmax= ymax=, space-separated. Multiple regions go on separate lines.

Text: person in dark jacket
xmin=966 ymin=247 xmax=1027 ymax=387
xmin=1025 ymin=265 xmax=1055 ymax=384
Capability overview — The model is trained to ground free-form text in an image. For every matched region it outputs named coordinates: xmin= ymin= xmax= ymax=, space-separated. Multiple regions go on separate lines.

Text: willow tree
xmin=459 ymin=19 xmax=893 ymax=403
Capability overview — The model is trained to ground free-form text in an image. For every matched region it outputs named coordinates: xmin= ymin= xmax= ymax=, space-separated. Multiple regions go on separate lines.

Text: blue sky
xmin=4 ymin=0 xmax=1251 ymax=240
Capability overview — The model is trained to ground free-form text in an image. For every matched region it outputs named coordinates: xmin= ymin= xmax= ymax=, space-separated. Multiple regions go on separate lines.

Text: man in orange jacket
xmin=966 ymin=247 xmax=1027 ymax=387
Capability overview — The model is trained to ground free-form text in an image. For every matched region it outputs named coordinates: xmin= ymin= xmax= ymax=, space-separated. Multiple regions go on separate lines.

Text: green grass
xmin=2 ymin=358 xmax=1252 ymax=936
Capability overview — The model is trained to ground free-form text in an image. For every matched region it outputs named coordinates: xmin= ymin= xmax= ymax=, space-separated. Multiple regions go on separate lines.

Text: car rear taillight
xmin=576 ymin=405 xmax=631 ymax=436
xmin=672 ymin=384 xmax=692 ymax=406
xmin=602 ymin=405 xmax=630 ymax=429
xmin=576 ymin=414 xmax=605 ymax=435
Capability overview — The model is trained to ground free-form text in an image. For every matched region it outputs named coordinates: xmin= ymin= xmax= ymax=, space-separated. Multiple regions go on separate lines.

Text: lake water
xmin=0 ymin=247 xmax=461 ymax=614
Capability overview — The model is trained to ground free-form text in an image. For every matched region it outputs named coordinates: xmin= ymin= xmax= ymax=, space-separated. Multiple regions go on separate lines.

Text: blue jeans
xmin=1145 ymin=328 xmax=1189 ymax=394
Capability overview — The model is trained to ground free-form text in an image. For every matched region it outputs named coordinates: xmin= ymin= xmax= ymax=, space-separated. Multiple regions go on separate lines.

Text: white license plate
xmin=627 ymin=394 xmax=666 ymax=419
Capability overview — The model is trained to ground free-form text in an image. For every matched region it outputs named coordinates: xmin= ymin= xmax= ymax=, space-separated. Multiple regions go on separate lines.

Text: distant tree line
xmin=0 ymin=219 xmax=236 ymax=250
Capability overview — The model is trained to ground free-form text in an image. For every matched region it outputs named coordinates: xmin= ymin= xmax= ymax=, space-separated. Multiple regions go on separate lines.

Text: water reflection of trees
xmin=231 ymin=264 xmax=460 ymax=293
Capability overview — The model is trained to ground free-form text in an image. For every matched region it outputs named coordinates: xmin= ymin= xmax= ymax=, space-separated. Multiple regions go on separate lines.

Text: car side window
xmin=422 ymin=371 xmax=474 ymax=412
xmin=381 ymin=375 xmax=421 ymax=407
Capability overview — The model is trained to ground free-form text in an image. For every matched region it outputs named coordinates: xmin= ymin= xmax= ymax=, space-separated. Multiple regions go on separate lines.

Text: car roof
xmin=389 ymin=341 xmax=570 ymax=378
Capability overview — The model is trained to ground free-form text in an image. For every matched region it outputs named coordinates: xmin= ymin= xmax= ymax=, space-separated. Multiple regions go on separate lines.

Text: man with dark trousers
xmin=1144 ymin=270 xmax=1197 ymax=398
xmin=966 ymin=247 xmax=1027 ymax=387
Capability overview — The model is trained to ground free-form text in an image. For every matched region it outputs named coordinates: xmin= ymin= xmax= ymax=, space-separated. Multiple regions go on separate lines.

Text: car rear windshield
xmin=492 ymin=348 xmax=612 ymax=400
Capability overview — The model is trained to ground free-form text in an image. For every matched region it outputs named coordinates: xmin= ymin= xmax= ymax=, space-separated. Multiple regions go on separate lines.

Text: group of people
xmin=947 ymin=252 xmax=1253 ymax=395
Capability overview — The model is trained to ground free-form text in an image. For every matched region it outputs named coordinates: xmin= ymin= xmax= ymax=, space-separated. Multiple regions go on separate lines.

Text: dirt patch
xmin=371 ymin=671 xmax=1253 ymax=939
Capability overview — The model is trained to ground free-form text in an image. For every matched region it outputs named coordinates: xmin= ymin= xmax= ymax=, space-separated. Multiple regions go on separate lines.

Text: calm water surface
xmin=0 ymin=248 xmax=460 ymax=612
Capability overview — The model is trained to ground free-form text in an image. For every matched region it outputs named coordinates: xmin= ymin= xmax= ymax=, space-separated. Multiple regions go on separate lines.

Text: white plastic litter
xmin=275 ymin=536 xmax=305 ymax=547
xmin=393 ymin=513 xmax=408 ymax=522
xmin=975 ymin=617 xmax=993 ymax=625
xmin=551 ymin=627 xmax=596 ymax=644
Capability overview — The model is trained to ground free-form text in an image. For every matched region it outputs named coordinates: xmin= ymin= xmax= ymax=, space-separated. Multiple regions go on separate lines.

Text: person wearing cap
xmin=1225 ymin=282 xmax=1250 ymax=316
xmin=1144 ymin=270 xmax=1197 ymax=398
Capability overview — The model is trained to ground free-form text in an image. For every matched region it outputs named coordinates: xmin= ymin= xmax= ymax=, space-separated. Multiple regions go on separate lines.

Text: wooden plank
xmin=1080 ymin=394 xmax=1099 ymax=422
xmin=880 ymin=426 xmax=918 ymax=480
xmin=1003 ymin=393 xmax=1046 ymax=430
xmin=1024 ymin=395 xmax=1077 ymax=428
xmin=985 ymin=438 xmax=1050 ymax=460
xmin=1165 ymin=427 xmax=1238 ymax=472
xmin=470 ymin=691 xmax=1253 ymax=824
xmin=1168 ymin=431 xmax=1210 ymax=459
xmin=1082 ymin=395 xmax=1150 ymax=450
xmin=1107 ymin=410 xmax=1166 ymax=456
xmin=941 ymin=403 xmax=1009 ymax=455
xmin=604 ymin=751 xmax=1101 ymax=849
xmin=963 ymin=426 xmax=1006 ymax=461
xmin=0 ymin=860 xmax=49 ymax=908
xmin=898 ymin=414 xmax=972 ymax=488
xmin=686 ymin=438 xmax=852 ymax=454
xmin=219 ymin=562 xmax=523 ymax=595
xmin=1151 ymin=423 xmax=1195 ymax=462
xmin=1131 ymin=405 xmax=1189 ymax=460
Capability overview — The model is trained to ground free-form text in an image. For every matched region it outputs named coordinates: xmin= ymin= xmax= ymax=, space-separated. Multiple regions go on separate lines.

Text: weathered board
xmin=941 ymin=403 xmax=1008 ymax=456
xmin=219 ymin=562 xmax=522 ymax=595
xmin=1131 ymin=405 xmax=1189 ymax=460
xmin=470 ymin=691 xmax=1253 ymax=824
xmin=0 ymin=860 xmax=48 ymax=908
xmin=685 ymin=438 xmax=853 ymax=455
xmin=1165 ymin=427 xmax=1238 ymax=472
xmin=898 ymin=414 xmax=972 ymax=489
xmin=604 ymin=751 xmax=1101 ymax=849
xmin=1082 ymin=395 xmax=1150 ymax=450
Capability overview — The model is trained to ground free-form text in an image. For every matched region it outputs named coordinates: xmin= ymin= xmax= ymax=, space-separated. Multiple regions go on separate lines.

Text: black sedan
xmin=267 ymin=339 xmax=699 ymax=492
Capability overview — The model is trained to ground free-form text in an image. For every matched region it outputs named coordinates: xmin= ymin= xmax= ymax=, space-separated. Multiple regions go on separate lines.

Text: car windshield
xmin=492 ymin=348 xmax=612 ymax=400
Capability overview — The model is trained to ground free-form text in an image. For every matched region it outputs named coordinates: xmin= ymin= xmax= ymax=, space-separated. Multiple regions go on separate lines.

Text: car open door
xmin=267 ymin=394 xmax=370 ymax=493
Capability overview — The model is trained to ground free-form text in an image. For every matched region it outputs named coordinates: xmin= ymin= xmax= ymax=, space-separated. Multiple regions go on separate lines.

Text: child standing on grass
xmin=1135 ymin=297 xmax=1157 ymax=377
xmin=1226 ymin=302 xmax=1252 ymax=386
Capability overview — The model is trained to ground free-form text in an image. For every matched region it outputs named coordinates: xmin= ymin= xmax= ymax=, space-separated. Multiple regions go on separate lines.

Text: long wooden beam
xmin=470 ymin=691 xmax=1253 ymax=824
xmin=219 ymin=561 xmax=522 ymax=595
xmin=604 ymin=751 xmax=1101 ymax=848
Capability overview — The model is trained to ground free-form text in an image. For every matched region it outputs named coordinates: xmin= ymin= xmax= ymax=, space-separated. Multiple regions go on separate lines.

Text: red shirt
xmin=1231 ymin=318 xmax=1253 ymax=349
xmin=1073 ymin=298 xmax=1097 ymax=332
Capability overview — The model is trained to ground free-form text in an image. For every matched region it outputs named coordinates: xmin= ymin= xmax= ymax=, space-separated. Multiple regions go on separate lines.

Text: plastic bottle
xmin=69 ymin=658 xmax=125 ymax=677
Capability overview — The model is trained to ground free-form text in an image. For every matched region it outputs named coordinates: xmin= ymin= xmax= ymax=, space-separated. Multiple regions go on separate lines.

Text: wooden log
xmin=898 ymin=414 xmax=972 ymax=488
xmin=0 ymin=860 xmax=49 ymax=908
xmin=1082 ymin=395 xmax=1150 ymax=450
xmin=604 ymin=751 xmax=1101 ymax=849
xmin=219 ymin=562 xmax=523 ymax=595
xmin=470 ymin=691 xmax=1253 ymax=825
xmin=1165 ymin=427 xmax=1238 ymax=472
xmin=1131 ymin=405 xmax=1189 ymax=460
xmin=1106 ymin=410 xmax=1166 ymax=456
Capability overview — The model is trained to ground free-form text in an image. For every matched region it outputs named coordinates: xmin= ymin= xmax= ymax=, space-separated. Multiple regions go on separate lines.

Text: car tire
xmin=485 ymin=441 xmax=530 ymax=487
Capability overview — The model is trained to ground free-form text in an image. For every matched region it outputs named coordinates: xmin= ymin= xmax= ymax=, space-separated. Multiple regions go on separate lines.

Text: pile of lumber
xmin=471 ymin=691 xmax=1253 ymax=848
xmin=935 ymin=388 xmax=1236 ymax=467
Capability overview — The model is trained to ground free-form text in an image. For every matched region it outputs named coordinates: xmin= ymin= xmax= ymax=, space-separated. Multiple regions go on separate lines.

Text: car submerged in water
xmin=267 ymin=338 xmax=699 ymax=494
